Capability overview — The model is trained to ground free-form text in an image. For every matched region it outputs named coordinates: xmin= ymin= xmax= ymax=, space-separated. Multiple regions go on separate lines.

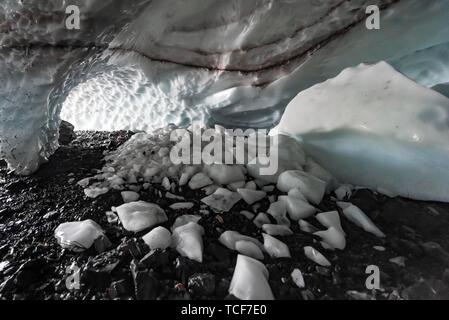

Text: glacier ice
xmin=276 ymin=62 xmax=449 ymax=202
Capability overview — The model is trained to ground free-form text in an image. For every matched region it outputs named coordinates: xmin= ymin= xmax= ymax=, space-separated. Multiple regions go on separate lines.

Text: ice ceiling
xmin=0 ymin=0 xmax=449 ymax=176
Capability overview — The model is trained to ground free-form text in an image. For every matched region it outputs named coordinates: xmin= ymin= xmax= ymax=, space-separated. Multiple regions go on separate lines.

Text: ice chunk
xmin=267 ymin=201 xmax=290 ymax=226
xmin=162 ymin=177 xmax=171 ymax=191
xmin=315 ymin=211 xmax=345 ymax=236
xmin=291 ymin=269 xmax=305 ymax=288
xmin=334 ymin=184 xmax=353 ymax=200
xmin=188 ymin=173 xmax=213 ymax=190
xmin=275 ymin=62 xmax=449 ymax=203
xmin=121 ymin=191 xmax=140 ymax=203
xmin=240 ymin=210 xmax=255 ymax=220
xmin=277 ymin=171 xmax=326 ymax=205
xmin=314 ymin=227 xmax=346 ymax=250
xmin=229 ymin=255 xmax=274 ymax=300
xmin=142 ymin=226 xmax=172 ymax=250
xmin=262 ymin=234 xmax=291 ymax=258
xmin=304 ymin=157 xmax=337 ymax=193
xmin=84 ymin=187 xmax=109 ymax=199
xmin=204 ymin=164 xmax=245 ymax=185
xmin=244 ymin=181 xmax=257 ymax=191
xmin=254 ymin=213 xmax=271 ymax=228
xmin=298 ymin=220 xmax=319 ymax=234
xmin=219 ymin=230 xmax=263 ymax=251
xmin=304 ymin=246 xmax=331 ymax=267
xmin=169 ymin=202 xmax=195 ymax=210
xmin=201 ymin=188 xmax=241 ymax=212
xmin=278 ymin=195 xmax=316 ymax=220
xmin=235 ymin=240 xmax=264 ymax=260
xmin=288 ymin=188 xmax=307 ymax=202
xmin=171 ymin=215 xmax=202 ymax=231
xmin=337 ymin=202 xmax=385 ymax=238
xmin=262 ymin=224 xmax=293 ymax=236
xmin=116 ymin=201 xmax=167 ymax=233
xmin=55 ymin=220 xmax=104 ymax=252
xmin=237 ymin=188 xmax=267 ymax=205
xmin=172 ymin=222 xmax=205 ymax=263
xmin=228 ymin=181 xmax=246 ymax=191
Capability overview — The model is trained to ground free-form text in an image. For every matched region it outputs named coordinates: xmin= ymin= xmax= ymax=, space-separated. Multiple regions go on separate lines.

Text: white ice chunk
xmin=116 ymin=201 xmax=167 ymax=233
xmin=278 ymin=195 xmax=316 ymax=220
xmin=288 ymin=188 xmax=307 ymax=202
xmin=337 ymin=202 xmax=385 ymax=238
xmin=171 ymin=215 xmax=202 ymax=231
xmin=84 ymin=187 xmax=109 ymax=199
xmin=201 ymin=188 xmax=241 ymax=212
xmin=169 ymin=202 xmax=195 ymax=210
xmin=237 ymin=188 xmax=267 ymax=205
xmin=267 ymin=201 xmax=290 ymax=226
xmin=162 ymin=177 xmax=171 ymax=191
xmin=142 ymin=226 xmax=172 ymax=250
xmin=240 ymin=210 xmax=255 ymax=220
xmin=262 ymin=224 xmax=293 ymax=237
xmin=334 ymin=184 xmax=354 ymax=201
xmin=314 ymin=227 xmax=346 ymax=250
xmin=235 ymin=240 xmax=265 ymax=260
xmin=277 ymin=170 xmax=326 ymax=205
xmin=172 ymin=222 xmax=205 ymax=263
xmin=55 ymin=220 xmax=104 ymax=252
xmin=244 ymin=181 xmax=257 ymax=191
xmin=228 ymin=181 xmax=246 ymax=191
xmin=121 ymin=191 xmax=140 ymax=203
xmin=229 ymin=255 xmax=274 ymax=300
xmin=298 ymin=220 xmax=319 ymax=234
xmin=291 ymin=269 xmax=305 ymax=288
xmin=254 ymin=213 xmax=271 ymax=228
xmin=204 ymin=164 xmax=245 ymax=185
xmin=304 ymin=246 xmax=331 ymax=267
xmin=275 ymin=62 xmax=449 ymax=203
xmin=304 ymin=157 xmax=337 ymax=193
xmin=315 ymin=211 xmax=345 ymax=236
xmin=219 ymin=230 xmax=264 ymax=251
xmin=188 ymin=172 xmax=213 ymax=190
xmin=262 ymin=233 xmax=291 ymax=258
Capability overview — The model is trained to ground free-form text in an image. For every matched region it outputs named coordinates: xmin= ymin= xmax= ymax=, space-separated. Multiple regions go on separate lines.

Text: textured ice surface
xmin=172 ymin=222 xmax=205 ymax=263
xmin=276 ymin=62 xmax=449 ymax=202
xmin=55 ymin=220 xmax=104 ymax=252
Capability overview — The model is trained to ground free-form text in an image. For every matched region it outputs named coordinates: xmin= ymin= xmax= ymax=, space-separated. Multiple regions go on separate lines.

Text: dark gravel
xmin=1 ymin=130 xmax=449 ymax=300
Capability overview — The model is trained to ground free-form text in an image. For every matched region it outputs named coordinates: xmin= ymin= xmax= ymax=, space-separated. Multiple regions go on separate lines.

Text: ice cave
xmin=1 ymin=0 xmax=449 ymax=302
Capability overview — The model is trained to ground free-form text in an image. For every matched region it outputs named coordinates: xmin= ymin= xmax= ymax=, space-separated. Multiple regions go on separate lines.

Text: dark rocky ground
xmin=1 ymin=131 xmax=449 ymax=300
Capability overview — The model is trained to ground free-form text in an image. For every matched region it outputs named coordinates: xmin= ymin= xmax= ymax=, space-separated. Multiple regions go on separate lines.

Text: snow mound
xmin=275 ymin=62 xmax=449 ymax=202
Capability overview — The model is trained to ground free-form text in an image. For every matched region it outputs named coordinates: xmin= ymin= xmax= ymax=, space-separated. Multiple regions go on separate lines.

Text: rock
xmin=219 ymin=230 xmax=264 ymax=252
xmin=58 ymin=120 xmax=76 ymax=145
xmin=277 ymin=170 xmax=326 ymax=204
xmin=244 ymin=181 xmax=257 ymax=190
xmin=142 ymin=227 xmax=172 ymax=250
xmin=402 ymin=279 xmax=438 ymax=300
xmin=291 ymin=269 xmax=305 ymax=288
xmin=315 ymin=211 xmax=345 ymax=236
xmin=55 ymin=219 xmax=104 ymax=251
xmin=171 ymin=215 xmax=202 ymax=231
xmin=229 ymin=255 xmax=274 ymax=300
xmin=314 ymin=227 xmax=346 ymax=250
xmin=254 ymin=213 xmax=271 ymax=228
xmin=201 ymin=188 xmax=242 ymax=212
xmin=337 ymin=202 xmax=385 ymax=238
xmin=235 ymin=240 xmax=265 ymax=260
xmin=421 ymin=242 xmax=449 ymax=264
xmin=121 ymin=191 xmax=140 ymax=203
xmin=262 ymin=224 xmax=293 ymax=236
xmin=140 ymin=249 xmax=171 ymax=269
xmin=188 ymin=273 xmax=216 ymax=296
xmin=304 ymin=246 xmax=331 ymax=267
xmin=189 ymin=173 xmax=213 ymax=190
xmin=237 ymin=188 xmax=267 ymax=205
xmin=116 ymin=201 xmax=167 ymax=233
xmin=204 ymin=164 xmax=246 ymax=185
xmin=162 ymin=177 xmax=171 ymax=191
xmin=172 ymin=222 xmax=205 ymax=263
xmin=130 ymin=261 xmax=159 ymax=300
xmin=278 ymin=195 xmax=316 ymax=220
xmin=262 ymin=233 xmax=291 ymax=258
xmin=108 ymin=279 xmax=131 ymax=299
